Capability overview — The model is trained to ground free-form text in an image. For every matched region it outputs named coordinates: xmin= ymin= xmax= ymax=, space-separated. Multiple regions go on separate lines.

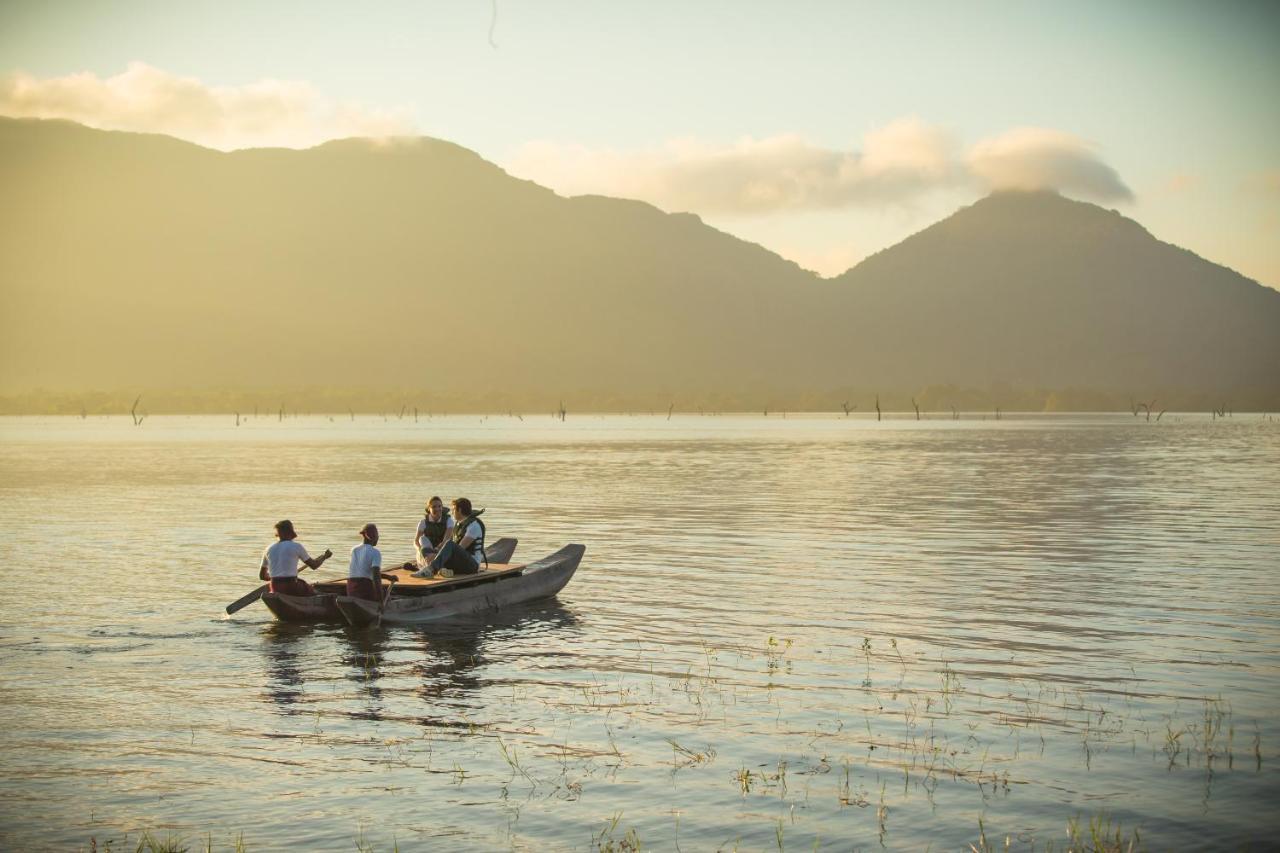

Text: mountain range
xmin=2 ymin=117 xmax=1277 ymax=411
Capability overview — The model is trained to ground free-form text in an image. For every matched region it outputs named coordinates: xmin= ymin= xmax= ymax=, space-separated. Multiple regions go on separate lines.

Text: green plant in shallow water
xmin=133 ymin=833 xmax=188 ymax=853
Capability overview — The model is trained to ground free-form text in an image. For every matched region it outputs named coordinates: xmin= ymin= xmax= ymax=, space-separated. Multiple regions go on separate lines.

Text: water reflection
xmin=5 ymin=415 xmax=1277 ymax=852
xmin=258 ymin=622 xmax=319 ymax=712
xmin=407 ymin=601 xmax=582 ymax=728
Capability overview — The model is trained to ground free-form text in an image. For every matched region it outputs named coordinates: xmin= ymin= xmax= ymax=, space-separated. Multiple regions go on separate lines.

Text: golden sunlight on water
xmin=0 ymin=414 xmax=1277 ymax=850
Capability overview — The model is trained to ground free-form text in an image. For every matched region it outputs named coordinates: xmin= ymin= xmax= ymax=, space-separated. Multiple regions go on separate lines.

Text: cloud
xmin=510 ymin=121 xmax=1133 ymax=214
xmin=509 ymin=118 xmax=964 ymax=215
xmin=967 ymin=127 xmax=1133 ymax=201
xmin=0 ymin=63 xmax=415 ymax=150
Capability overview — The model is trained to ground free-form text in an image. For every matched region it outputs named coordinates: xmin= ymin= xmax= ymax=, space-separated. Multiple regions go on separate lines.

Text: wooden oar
xmin=374 ymin=574 xmax=396 ymax=629
xmin=225 ymin=584 xmax=268 ymax=615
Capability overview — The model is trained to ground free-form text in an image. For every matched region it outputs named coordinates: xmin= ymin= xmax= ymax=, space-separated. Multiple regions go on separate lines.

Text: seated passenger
xmin=413 ymin=496 xmax=455 ymax=570
xmin=413 ymin=497 xmax=486 ymax=578
xmin=346 ymin=523 xmax=384 ymax=603
xmin=260 ymin=519 xmax=332 ymax=596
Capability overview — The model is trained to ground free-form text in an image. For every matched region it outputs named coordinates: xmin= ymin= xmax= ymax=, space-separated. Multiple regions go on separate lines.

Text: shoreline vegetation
xmin=1 ymin=386 xmax=1276 ymax=418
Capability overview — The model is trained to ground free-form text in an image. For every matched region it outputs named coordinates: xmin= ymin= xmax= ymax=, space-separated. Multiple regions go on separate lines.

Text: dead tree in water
xmin=348 ymin=408 xmax=355 ymax=422
xmin=558 ymin=401 xmax=567 ymax=422
xmin=235 ymin=412 xmax=240 ymax=427
xmin=874 ymin=394 xmax=881 ymax=422
xmin=398 ymin=405 xmax=407 ymax=420
xmin=951 ymin=405 xmax=958 ymax=420
xmin=667 ymin=403 xmax=674 ymax=420
xmin=995 ymin=406 xmax=1002 ymax=421
xmin=414 ymin=407 xmax=419 ymax=423
xmin=278 ymin=405 xmax=284 ymax=422
xmin=1138 ymin=400 xmax=1157 ymax=422
xmin=130 ymin=395 xmax=145 ymax=426
xmin=841 ymin=401 xmax=856 ymax=417
xmin=1130 ymin=398 xmax=1141 ymax=417
xmin=1157 ymin=409 xmax=1167 ymax=421
xmin=911 ymin=398 xmax=921 ymax=421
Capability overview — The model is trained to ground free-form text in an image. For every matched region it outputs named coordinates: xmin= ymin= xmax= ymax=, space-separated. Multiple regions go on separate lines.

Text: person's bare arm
xmin=303 ymin=549 xmax=333 ymax=570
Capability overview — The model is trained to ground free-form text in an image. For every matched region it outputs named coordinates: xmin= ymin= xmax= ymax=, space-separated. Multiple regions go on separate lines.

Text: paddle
xmin=374 ymin=573 xmax=397 ymax=629
xmin=225 ymin=584 xmax=268 ymax=615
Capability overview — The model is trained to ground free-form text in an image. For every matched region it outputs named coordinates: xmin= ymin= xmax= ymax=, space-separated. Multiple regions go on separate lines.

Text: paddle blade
xmin=225 ymin=583 xmax=268 ymax=615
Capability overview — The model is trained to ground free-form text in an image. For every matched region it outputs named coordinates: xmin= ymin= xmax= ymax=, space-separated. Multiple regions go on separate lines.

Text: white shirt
xmin=347 ymin=542 xmax=382 ymax=581
xmin=458 ymin=521 xmax=483 ymax=549
xmin=261 ymin=540 xmax=312 ymax=579
xmin=415 ymin=515 xmax=455 ymax=550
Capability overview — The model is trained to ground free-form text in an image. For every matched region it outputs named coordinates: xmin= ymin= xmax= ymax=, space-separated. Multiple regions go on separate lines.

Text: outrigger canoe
xmin=262 ymin=539 xmax=586 ymax=627
xmin=260 ymin=537 xmax=518 ymax=624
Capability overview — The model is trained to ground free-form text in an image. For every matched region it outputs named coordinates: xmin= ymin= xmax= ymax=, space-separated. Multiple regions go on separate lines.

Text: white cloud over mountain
xmin=0 ymin=64 xmax=1132 ymax=213
xmin=511 ymin=122 xmax=1132 ymax=213
xmin=0 ymin=63 xmax=413 ymax=150
xmin=967 ymin=127 xmax=1132 ymax=201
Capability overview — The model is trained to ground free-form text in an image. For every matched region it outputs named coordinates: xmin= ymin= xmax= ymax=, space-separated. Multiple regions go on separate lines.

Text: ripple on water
xmin=0 ymin=414 xmax=1277 ymax=850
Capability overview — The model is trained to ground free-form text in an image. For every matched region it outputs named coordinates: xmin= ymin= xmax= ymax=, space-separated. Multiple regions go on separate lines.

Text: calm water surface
xmin=0 ymin=414 xmax=1277 ymax=851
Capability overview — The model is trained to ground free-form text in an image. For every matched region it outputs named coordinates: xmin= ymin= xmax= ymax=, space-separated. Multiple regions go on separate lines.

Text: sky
xmin=2 ymin=0 xmax=1277 ymax=284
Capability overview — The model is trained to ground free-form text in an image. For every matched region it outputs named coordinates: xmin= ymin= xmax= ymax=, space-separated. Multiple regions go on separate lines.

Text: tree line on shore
xmin=2 ymin=385 xmax=1274 ymax=418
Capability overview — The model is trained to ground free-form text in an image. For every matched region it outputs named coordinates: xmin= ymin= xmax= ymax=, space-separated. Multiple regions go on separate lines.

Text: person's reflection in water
xmin=338 ymin=627 xmax=393 ymax=720
xmin=259 ymin=622 xmax=318 ymax=713
xmin=411 ymin=600 xmax=582 ymax=729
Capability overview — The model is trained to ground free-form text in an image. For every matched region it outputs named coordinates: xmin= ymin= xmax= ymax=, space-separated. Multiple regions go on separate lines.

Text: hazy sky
xmin=2 ymin=0 xmax=1277 ymax=284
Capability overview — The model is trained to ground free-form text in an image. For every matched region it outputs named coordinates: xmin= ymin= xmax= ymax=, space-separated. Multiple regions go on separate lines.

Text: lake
xmin=0 ymin=413 xmax=1276 ymax=851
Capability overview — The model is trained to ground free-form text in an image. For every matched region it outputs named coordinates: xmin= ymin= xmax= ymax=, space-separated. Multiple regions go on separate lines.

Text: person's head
xmin=359 ymin=522 xmax=379 ymax=546
xmin=425 ymin=496 xmax=444 ymax=518
xmin=274 ymin=519 xmax=296 ymax=540
xmin=451 ymin=497 xmax=472 ymax=520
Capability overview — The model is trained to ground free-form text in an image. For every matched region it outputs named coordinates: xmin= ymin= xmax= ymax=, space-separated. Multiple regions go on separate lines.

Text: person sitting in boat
xmin=346 ymin=523 xmax=384 ymax=603
xmin=411 ymin=496 xmax=455 ymax=570
xmin=259 ymin=519 xmax=332 ymax=596
xmin=413 ymin=497 xmax=486 ymax=578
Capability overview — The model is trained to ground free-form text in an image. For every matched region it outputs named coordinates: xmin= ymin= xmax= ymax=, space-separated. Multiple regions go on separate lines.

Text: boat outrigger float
xmin=258 ymin=538 xmax=585 ymax=627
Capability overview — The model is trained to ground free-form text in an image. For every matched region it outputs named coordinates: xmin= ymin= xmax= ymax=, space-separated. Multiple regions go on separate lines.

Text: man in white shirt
xmin=259 ymin=519 xmax=333 ymax=596
xmin=346 ymin=523 xmax=383 ymax=602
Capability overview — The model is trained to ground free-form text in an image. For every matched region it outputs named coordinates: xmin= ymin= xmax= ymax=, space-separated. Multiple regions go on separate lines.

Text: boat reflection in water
xmin=255 ymin=599 xmax=581 ymax=727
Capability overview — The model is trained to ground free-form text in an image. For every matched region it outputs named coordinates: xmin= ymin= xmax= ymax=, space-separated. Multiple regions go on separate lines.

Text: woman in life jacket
xmin=413 ymin=496 xmax=454 ymax=570
xmin=413 ymin=497 xmax=486 ymax=578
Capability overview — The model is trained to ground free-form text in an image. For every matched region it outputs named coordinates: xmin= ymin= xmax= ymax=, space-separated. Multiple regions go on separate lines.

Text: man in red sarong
xmin=346 ymin=523 xmax=384 ymax=602
xmin=259 ymin=519 xmax=332 ymax=596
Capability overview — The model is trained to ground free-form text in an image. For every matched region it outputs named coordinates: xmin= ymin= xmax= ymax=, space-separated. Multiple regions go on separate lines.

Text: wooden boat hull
xmin=260 ymin=591 xmax=341 ymax=623
xmin=334 ymin=544 xmax=584 ymax=627
xmin=261 ymin=537 xmax=519 ymax=624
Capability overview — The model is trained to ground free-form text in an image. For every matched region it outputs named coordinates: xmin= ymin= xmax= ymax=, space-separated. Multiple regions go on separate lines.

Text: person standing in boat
xmin=259 ymin=519 xmax=333 ymax=596
xmin=412 ymin=496 xmax=454 ymax=570
xmin=346 ymin=523 xmax=384 ymax=603
xmin=413 ymin=497 xmax=486 ymax=578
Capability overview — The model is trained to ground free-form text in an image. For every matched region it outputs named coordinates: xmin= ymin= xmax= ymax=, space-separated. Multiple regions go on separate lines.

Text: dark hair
xmin=274 ymin=519 xmax=294 ymax=535
xmin=425 ymin=496 xmax=442 ymax=512
xmin=451 ymin=497 xmax=473 ymax=516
